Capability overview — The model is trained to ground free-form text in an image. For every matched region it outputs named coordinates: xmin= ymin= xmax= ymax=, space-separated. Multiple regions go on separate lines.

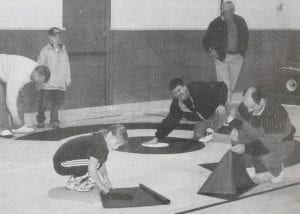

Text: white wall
xmin=0 ymin=0 xmax=63 ymax=30
xmin=111 ymin=0 xmax=300 ymax=30
xmin=233 ymin=0 xmax=300 ymax=29
xmin=111 ymin=0 xmax=220 ymax=30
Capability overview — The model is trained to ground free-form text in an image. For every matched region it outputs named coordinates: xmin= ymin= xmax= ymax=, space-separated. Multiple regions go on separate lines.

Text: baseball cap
xmin=48 ymin=27 xmax=62 ymax=36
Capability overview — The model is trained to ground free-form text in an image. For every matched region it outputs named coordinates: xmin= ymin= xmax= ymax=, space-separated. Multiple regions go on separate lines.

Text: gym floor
xmin=0 ymin=105 xmax=299 ymax=214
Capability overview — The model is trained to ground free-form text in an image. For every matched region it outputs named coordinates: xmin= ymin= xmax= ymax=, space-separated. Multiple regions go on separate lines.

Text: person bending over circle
xmin=144 ymin=78 xmax=228 ymax=145
xmin=53 ymin=124 xmax=128 ymax=193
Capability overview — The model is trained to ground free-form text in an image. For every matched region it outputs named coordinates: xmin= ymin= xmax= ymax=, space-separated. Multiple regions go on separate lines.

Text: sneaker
xmin=0 ymin=129 xmax=13 ymax=138
xmin=12 ymin=125 xmax=34 ymax=133
xmin=252 ymin=172 xmax=273 ymax=184
xmin=50 ymin=121 xmax=60 ymax=129
xmin=66 ymin=173 xmax=94 ymax=192
xmin=246 ymin=167 xmax=256 ymax=178
xmin=74 ymin=179 xmax=94 ymax=192
xmin=87 ymin=176 xmax=95 ymax=186
xmin=66 ymin=176 xmax=78 ymax=190
xmin=270 ymin=166 xmax=284 ymax=183
xmin=198 ymin=128 xmax=214 ymax=143
xmin=37 ymin=122 xmax=45 ymax=128
xmin=227 ymin=115 xmax=235 ymax=124
xmin=270 ymin=171 xmax=284 ymax=183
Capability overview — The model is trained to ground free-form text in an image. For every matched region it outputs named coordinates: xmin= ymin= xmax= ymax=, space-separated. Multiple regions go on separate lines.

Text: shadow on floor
xmin=48 ymin=187 xmax=100 ymax=203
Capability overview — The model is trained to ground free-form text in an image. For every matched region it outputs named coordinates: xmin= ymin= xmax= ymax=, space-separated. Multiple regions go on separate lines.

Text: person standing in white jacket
xmin=36 ymin=27 xmax=71 ymax=129
xmin=0 ymin=54 xmax=50 ymax=138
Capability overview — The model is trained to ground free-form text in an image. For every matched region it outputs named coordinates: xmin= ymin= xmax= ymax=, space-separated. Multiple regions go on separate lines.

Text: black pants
xmin=53 ymin=153 xmax=101 ymax=177
xmin=53 ymin=154 xmax=90 ymax=177
xmin=36 ymin=89 xmax=65 ymax=123
xmin=53 ymin=136 xmax=101 ymax=177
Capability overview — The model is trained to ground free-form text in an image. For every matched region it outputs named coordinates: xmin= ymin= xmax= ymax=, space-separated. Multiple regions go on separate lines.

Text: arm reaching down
xmin=64 ymin=51 xmax=71 ymax=87
xmin=6 ymin=78 xmax=24 ymax=126
xmin=88 ymin=156 xmax=110 ymax=194
xmin=99 ymin=163 xmax=113 ymax=189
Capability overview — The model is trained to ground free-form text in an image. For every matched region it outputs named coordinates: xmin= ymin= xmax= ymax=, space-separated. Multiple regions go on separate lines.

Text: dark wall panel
xmin=108 ymin=30 xmax=300 ymax=105
xmin=0 ymin=31 xmax=47 ymax=60
xmin=62 ymin=0 xmax=108 ymax=109
xmin=66 ymin=53 xmax=106 ymax=108
xmin=63 ymin=0 xmax=107 ymax=53
xmin=107 ymin=31 xmax=215 ymax=104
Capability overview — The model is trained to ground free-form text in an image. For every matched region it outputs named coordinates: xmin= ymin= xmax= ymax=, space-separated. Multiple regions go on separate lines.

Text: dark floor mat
xmin=118 ymin=137 xmax=204 ymax=154
xmin=100 ymin=183 xmax=170 ymax=208
xmin=15 ymin=123 xmax=194 ymax=141
xmin=15 ymin=116 xmax=238 ymax=141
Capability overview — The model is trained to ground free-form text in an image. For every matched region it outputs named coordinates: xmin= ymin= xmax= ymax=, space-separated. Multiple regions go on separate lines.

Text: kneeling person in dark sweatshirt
xmin=144 ymin=78 xmax=228 ymax=145
xmin=230 ymin=87 xmax=295 ymax=183
xmin=53 ymin=124 xmax=128 ymax=193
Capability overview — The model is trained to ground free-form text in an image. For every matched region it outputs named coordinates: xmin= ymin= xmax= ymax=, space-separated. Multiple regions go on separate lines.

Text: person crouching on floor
xmin=230 ymin=87 xmax=295 ymax=183
xmin=144 ymin=78 xmax=228 ymax=145
xmin=53 ymin=124 xmax=128 ymax=193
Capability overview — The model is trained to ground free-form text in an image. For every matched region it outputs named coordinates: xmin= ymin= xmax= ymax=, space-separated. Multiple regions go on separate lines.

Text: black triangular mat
xmin=199 ymin=163 xmax=218 ymax=171
xmin=198 ymin=151 xmax=256 ymax=200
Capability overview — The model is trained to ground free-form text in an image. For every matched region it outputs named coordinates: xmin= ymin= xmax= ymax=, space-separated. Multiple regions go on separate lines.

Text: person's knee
xmin=268 ymin=164 xmax=283 ymax=177
xmin=193 ymin=129 xmax=204 ymax=141
xmin=163 ymin=117 xmax=180 ymax=127
xmin=193 ymin=133 xmax=201 ymax=141
xmin=260 ymin=155 xmax=283 ymax=176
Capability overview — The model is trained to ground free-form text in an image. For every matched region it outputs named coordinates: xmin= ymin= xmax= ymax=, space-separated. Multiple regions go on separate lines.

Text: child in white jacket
xmin=36 ymin=27 xmax=71 ymax=129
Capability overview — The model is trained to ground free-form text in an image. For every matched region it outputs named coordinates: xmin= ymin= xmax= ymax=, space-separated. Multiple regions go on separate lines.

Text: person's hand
xmin=143 ymin=137 xmax=158 ymax=145
xmin=178 ymin=101 xmax=192 ymax=113
xmin=230 ymin=128 xmax=239 ymax=142
xmin=100 ymin=186 xmax=110 ymax=194
xmin=215 ymin=105 xmax=226 ymax=115
xmin=103 ymin=178 xmax=113 ymax=189
xmin=12 ymin=115 xmax=22 ymax=127
xmin=209 ymin=48 xmax=219 ymax=58
xmin=65 ymin=80 xmax=71 ymax=87
xmin=231 ymin=144 xmax=245 ymax=154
